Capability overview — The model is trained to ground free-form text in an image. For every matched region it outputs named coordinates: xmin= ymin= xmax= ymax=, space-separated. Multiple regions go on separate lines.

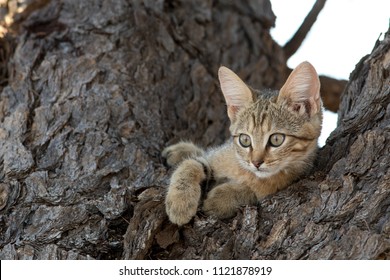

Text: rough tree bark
xmin=0 ymin=0 xmax=389 ymax=260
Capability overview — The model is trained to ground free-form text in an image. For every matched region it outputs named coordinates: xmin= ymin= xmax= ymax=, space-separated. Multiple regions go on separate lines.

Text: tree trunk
xmin=0 ymin=0 xmax=389 ymax=260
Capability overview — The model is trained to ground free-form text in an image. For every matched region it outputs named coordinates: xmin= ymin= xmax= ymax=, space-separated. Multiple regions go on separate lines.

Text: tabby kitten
xmin=163 ymin=62 xmax=322 ymax=226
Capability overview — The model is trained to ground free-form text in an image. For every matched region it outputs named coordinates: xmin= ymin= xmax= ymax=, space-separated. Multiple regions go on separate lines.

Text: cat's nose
xmin=252 ymin=160 xmax=263 ymax=169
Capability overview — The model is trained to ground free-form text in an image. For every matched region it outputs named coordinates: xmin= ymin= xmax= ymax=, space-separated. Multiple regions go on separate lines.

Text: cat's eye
xmin=269 ymin=133 xmax=285 ymax=147
xmin=239 ymin=133 xmax=252 ymax=148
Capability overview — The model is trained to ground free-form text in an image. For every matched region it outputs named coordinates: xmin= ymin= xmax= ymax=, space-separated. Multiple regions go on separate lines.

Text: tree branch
xmin=283 ymin=0 xmax=327 ymax=59
xmin=319 ymin=75 xmax=347 ymax=112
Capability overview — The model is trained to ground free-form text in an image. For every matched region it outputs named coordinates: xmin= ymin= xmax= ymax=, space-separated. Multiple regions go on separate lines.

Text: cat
xmin=162 ymin=61 xmax=322 ymax=226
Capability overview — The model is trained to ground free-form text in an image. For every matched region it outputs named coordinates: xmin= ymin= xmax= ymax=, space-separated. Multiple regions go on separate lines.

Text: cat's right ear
xmin=218 ymin=66 xmax=254 ymax=121
xmin=277 ymin=61 xmax=321 ymax=117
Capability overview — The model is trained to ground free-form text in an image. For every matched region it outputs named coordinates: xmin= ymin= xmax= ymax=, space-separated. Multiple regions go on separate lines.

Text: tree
xmin=0 ymin=0 xmax=388 ymax=260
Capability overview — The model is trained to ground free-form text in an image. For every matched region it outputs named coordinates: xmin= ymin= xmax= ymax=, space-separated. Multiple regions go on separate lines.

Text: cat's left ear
xmin=218 ymin=66 xmax=254 ymax=121
xmin=278 ymin=61 xmax=321 ymax=117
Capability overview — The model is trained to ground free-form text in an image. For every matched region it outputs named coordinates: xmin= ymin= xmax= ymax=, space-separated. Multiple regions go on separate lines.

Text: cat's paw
xmin=165 ymin=159 xmax=205 ymax=226
xmin=165 ymin=187 xmax=200 ymax=226
xmin=162 ymin=141 xmax=204 ymax=167
xmin=202 ymin=185 xmax=239 ymax=219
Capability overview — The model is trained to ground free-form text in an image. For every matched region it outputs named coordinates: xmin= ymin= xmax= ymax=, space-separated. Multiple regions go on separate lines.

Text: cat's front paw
xmin=165 ymin=159 xmax=205 ymax=226
xmin=165 ymin=188 xmax=199 ymax=226
xmin=202 ymin=185 xmax=239 ymax=219
xmin=162 ymin=141 xmax=204 ymax=167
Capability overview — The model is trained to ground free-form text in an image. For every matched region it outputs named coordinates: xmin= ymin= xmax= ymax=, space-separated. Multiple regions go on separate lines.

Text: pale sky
xmin=270 ymin=0 xmax=389 ymax=146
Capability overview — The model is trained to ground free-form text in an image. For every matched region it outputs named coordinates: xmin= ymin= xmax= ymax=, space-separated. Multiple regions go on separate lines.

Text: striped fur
xmin=164 ymin=62 xmax=323 ymax=226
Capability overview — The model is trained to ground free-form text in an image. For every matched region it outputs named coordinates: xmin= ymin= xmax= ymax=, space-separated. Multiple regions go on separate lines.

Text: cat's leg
xmin=165 ymin=158 xmax=207 ymax=225
xmin=202 ymin=183 xmax=257 ymax=219
xmin=162 ymin=141 xmax=204 ymax=166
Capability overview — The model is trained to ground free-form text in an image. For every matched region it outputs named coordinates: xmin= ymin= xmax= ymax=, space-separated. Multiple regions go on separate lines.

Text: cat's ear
xmin=218 ymin=66 xmax=254 ymax=121
xmin=278 ymin=61 xmax=321 ymax=117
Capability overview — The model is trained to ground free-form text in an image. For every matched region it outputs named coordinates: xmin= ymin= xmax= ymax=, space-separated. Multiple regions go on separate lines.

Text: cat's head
xmin=218 ymin=62 xmax=323 ymax=178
